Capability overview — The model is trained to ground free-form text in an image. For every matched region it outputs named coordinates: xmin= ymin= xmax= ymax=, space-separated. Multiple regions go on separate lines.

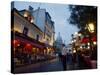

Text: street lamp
xmin=78 ymin=33 xmax=82 ymax=37
xmin=73 ymin=49 xmax=76 ymax=53
xmin=93 ymin=41 xmax=97 ymax=45
xmin=80 ymin=46 xmax=82 ymax=49
xmin=88 ymin=42 xmax=90 ymax=46
xmin=71 ymin=40 xmax=74 ymax=43
xmin=73 ymin=39 xmax=76 ymax=42
xmin=75 ymin=32 xmax=78 ymax=35
xmin=86 ymin=23 xmax=95 ymax=56
xmin=87 ymin=23 xmax=95 ymax=33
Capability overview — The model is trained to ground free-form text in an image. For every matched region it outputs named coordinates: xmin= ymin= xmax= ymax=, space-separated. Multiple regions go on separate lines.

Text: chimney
xmin=28 ymin=6 xmax=34 ymax=13
xmin=38 ymin=7 xmax=40 ymax=10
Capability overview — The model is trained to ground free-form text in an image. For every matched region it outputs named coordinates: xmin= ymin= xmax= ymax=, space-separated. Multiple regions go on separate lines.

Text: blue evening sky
xmin=14 ymin=1 xmax=79 ymax=45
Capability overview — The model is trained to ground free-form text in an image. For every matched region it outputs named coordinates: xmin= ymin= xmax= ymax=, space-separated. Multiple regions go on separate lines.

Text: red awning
xmin=12 ymin=39 xmax=20 ymax=47
xmin=15 ymin=35 xmax=44 ymax=49
xmin=81 ymin=36 xmax=97 ymax=44
xmin=24 ymin=43 xmax=33 ymax=53
xmin=81 ymin=37 xmax=89 ymax=44
xmin=92 ymin=36 xmax=97 ymax=42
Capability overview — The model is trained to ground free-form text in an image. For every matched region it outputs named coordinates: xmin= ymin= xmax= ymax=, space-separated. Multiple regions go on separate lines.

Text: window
xmin=36 ymin=34 xmax=39 ymax=41
xmin=23 ymin=27 xmax=28 ymax=35
xmin=24 ymin=12 xmax=28 ymax=17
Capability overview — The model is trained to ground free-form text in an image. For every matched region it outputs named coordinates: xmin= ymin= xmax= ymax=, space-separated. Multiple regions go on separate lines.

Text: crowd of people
xmin=14 ymin=49 xmax=37 ymax=66
xmin=13 ymin=44 xmax=97 ymax=69
xmin=13 ymin=47 xmax=55 ymax=67
xmin=58 ymin=45 xmax=97 ymax=70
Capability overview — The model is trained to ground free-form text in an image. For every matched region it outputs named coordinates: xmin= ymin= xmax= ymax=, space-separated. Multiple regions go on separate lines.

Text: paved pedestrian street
xmin=14 ymin=57 xmax=79 ymax=73
xmin=11 ymin=3 xmax=97 ymax=74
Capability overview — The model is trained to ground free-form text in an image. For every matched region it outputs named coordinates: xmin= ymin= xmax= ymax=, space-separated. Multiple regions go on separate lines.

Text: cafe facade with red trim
xmin=11 ymin=8 xmax=55 ymax=60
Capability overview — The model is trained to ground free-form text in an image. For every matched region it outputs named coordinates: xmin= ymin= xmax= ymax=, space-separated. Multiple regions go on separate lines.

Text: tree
xmin=68 ymin=5 xmax=97 ymax=31
xmin=68 ymin=5 xmax=97 ymax=61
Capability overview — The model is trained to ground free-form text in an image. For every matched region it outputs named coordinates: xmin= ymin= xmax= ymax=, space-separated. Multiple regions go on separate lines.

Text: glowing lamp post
xmin=87 ymin=23 xmax=95 ymax=55
xmin=87 ymin=23 xmax=95 ymax=33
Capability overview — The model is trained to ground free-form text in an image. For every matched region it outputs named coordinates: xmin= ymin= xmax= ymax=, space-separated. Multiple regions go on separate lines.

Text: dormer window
xmin=28 ymin=16 xmax=31 ymax=21
xmin=24 ymin=12 xmax=28 ymax=17
xmin=30 ymin=19 xmax=34 ymax=23
xmin=23 ymin=11 xmax=34 ymax=23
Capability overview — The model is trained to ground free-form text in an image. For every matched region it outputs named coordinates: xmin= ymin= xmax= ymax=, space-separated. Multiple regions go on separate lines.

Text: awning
xmin=92 ymin=36 xmax=97 ymax=42
xmin=81 ymin=36 xmax=97 ymax=44
xmin=81 ymin=37 xmax=89 ymax=44
xmin=15 ymin=35 xmax=44 ymax=49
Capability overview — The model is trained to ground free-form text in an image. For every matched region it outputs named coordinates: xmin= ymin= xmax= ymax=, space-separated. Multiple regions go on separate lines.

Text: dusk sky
xmin=14 ymin=1 xmax=79 ymax=45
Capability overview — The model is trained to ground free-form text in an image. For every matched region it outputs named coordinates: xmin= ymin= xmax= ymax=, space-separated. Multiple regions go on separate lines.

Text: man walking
xmin=60 ymin=44 xmax=67 ymax=70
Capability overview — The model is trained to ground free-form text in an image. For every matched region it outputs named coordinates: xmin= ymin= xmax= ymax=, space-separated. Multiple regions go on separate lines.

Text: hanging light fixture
xmin=87 ymin=23 xmax=95 ymax=33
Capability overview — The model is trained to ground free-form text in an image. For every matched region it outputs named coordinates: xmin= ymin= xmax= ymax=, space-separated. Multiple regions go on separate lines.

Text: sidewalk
xmin=14 ymin=57 xmax=63 ymax=73
xmin=15 ymin=56 xmax=56 ymax=67
xmin=14 ymin=57 xmax=79 ymax=73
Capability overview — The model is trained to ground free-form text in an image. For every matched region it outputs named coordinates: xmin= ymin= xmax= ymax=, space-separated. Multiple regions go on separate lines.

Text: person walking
xmin=60 ymin=44 xmax=67 ymax=70
xmin=66 ymin=50 xmax=73 ymax=69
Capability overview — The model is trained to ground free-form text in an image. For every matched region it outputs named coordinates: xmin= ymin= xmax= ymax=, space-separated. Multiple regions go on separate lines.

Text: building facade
xmin=12 ymin=8 xmax=46 ymax=59
xmin=18 ymin=8 xmax=43 ymax=42
xmin=32 ymin=7 xmax=55 ymax=46
xmin=11 ymin=6 xmax=55 ymax=66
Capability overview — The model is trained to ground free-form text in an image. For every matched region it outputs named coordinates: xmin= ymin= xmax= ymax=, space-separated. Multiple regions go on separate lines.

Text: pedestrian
xmin=67 ymin=50 xmax=73 ymax=65
xmin=77 ymin=50 xmax=85 ymax=69
xmin=72 ymin=52 xmax=77 ymax=65
xmin=66 ymin=50 xmax=74 ymax=70
xmin=60 ymin=44 xmax=67 ymax=70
